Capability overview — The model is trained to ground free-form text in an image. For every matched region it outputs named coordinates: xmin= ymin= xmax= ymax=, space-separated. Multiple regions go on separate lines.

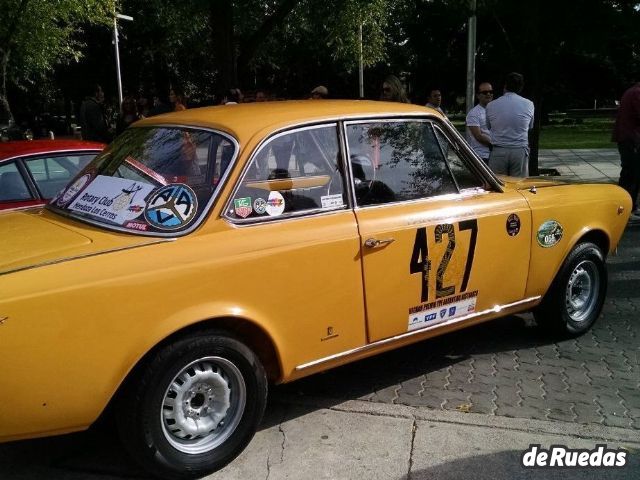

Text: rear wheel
xmin=534 ymin=242 xmax=607 ymax=336
xmin=116 ymin=332 xmax=267 ymax=479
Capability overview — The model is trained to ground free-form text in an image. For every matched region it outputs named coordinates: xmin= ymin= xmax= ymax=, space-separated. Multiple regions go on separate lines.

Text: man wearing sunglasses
xmin=466 ymin=82 xmax=494 ymax=163
xmin=485 ymin=72 xmax=534 ymax=177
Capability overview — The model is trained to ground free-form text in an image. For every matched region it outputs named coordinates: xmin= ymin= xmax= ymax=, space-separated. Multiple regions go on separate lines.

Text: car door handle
xmin=364 ymin=237 xmax=395 ymax=248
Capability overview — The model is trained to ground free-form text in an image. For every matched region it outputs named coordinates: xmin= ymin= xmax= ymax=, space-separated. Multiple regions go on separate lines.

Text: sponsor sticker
xmin=144 ymin=184 xmax=198 ymax=230
xmin=537 ymin=220 xmax=563 ymax=248
xmin=124 ymin=221 xmax=148 ymax=231
xmin=68 ymin=175 xmax=155 ymax=224
xmin=321 ymin=193 xmax=344 ymax=209
xmin=58 ymin=173 xmax=92 ymax=206
xmin=234 ymin=197 xmax=253 ymax=218
xmin=407 ymin=290 xmax=478 ymax=331
xmin=253 ymin=197 xmax=267 ymax=214
xmin=506 ymin=213 xmax=521 ymax=236
xmin=265 ymin=191 xmax=285 ymax=216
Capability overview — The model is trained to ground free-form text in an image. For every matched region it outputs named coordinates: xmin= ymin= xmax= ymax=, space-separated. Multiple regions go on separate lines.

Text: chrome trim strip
xmin=0 ymin=238 xmax=176 ymax=276
xmin=294 ymin=296 xmax=541 ymax=371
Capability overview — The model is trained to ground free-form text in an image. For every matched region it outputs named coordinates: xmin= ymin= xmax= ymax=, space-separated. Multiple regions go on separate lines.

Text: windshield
xmin=49 ymin=127 xmax=236 ymax=235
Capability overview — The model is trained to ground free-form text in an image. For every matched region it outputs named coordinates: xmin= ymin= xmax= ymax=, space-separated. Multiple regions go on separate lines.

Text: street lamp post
xmin=465 ymin=0 xmax=477 ymax=113
xmin=358 ymin=22 xmax=364 ymax=99
xmin=113 ymin=13 xmax=133 ymax=109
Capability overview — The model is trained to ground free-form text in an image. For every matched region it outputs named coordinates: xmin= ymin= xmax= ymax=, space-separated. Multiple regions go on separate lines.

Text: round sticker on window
xmin=253 ymin=197 xmax=267 ymax=215
xmin=58 ymin=173 xmax=91 ymax=206
xmin=537 ymin=220 xmax=563 ymax=248
xmin=144 ymin=184 xmax=198 ymax=230
xmin=266 ymin=191 xmax=285 ymax=216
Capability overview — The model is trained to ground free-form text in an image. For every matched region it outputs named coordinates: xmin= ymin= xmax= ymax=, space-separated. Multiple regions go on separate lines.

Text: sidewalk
xmin=209 ymin=396 xmax=639 ymax=480
xmin=538 ymin=148 xmax=620 ymax=183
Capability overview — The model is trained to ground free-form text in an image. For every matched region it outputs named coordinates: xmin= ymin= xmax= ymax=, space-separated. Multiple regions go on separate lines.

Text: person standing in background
xmin=485 ymin=72 xmax=534 ymax=177
xmin=79 ymin=84 xmax=111 ymax=143
xmin=466 ymin=82 xmax=494 ymax=163
xmin=425 ymin=88 xmax=445 ymax=116
xmin=612 ymin=82 xmax=640 ymax=220
xmin=169 ymin=88 xmax=187 ymax=111
xmin=380 ymin=75 xmax=409 ymax=103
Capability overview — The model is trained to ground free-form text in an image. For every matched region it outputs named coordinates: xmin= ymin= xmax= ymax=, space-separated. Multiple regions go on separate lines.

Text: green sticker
xmin=537 ymin=220 xmax=563 ymax=248
xmin=234 ymin=197 xmax=253 ymax=218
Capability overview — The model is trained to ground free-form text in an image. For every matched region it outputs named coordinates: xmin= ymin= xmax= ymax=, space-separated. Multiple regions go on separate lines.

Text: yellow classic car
xmin=0 ymin=101 xmax=631 ymax=479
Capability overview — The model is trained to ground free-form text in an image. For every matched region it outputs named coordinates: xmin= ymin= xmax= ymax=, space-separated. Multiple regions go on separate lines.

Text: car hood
xmin=0 ymin=209 xmax=170 ymax=275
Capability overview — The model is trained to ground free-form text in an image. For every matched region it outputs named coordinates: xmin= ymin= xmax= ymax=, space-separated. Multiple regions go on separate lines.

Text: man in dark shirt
xmin=613 ymin=82 xmax=640 ymax=219
xmin=79 ymin=84 xmax=111 ymax=143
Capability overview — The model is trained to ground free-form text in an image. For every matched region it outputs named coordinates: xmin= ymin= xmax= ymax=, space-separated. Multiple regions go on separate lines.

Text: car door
xmin=345 ymin=118 xmax=532 ymax=343
xmin=222 ymin=123 xmax=367 ymax=371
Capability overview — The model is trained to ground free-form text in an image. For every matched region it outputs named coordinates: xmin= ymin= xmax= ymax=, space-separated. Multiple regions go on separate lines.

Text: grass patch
xmin=540 ymin=118 xmax=615 ymax=149
xmin=452 ymin=116 xmax=617 ymax=150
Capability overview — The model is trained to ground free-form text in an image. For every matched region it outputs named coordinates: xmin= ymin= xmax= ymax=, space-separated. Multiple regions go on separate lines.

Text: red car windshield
xmin=49 ymin=127 xmax=236 ymax=235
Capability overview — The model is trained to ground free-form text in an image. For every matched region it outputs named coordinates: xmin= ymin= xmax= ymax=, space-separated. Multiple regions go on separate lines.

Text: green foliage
xmin=0 ymin=0 xmax=115 ymax=85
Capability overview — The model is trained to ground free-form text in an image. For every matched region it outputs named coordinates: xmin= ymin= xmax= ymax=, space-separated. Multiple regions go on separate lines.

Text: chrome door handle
xmin=364 ymin=237 xmax=395 ymax=248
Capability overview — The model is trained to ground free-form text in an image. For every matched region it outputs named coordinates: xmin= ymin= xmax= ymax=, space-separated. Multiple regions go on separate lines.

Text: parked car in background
xmin=0 ymin=139 xmax=104 ymax=211
xmin=0 ymin=101 xmax=631 ymax=479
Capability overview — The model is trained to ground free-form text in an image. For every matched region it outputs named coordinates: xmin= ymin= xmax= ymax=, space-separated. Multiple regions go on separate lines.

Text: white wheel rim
xmin=160 ymin=356 xmax=246 ymax=454
xmin=564 ymin=259 xmax=600 ymax=323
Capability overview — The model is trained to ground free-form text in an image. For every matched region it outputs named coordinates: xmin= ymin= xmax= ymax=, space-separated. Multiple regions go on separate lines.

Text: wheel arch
xmin=574 ymin=228 xmax=610 ymax=257
xmin=107 ymin=316 xmax=282 ymax=418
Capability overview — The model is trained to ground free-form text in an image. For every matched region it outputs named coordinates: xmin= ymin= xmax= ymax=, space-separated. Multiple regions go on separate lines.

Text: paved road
xmin=275 ymin=225 xmax=640 ymax=430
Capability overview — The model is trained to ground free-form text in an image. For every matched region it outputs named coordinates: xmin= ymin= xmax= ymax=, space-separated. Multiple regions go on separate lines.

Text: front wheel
xmin=116 ymin=332 xmax=268 ymax=479
xmin=534 ymin=242 xmax=607 ymax=336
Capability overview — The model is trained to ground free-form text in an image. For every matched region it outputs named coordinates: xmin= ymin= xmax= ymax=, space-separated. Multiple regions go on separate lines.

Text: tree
xmin=0 ymin=0 xmax=115 ymax=124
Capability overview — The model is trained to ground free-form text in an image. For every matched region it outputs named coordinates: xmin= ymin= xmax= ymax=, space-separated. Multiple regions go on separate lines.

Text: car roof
xmin=0 ymin=139 xmax=105 ymax=161
xmin=134 ymin=100 xmax=443 ymax=143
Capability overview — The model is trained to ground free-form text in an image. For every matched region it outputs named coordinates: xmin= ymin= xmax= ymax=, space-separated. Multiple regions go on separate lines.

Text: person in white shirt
xmin=466 ymin=82 xmax=493 ymax=162
xmin=485 ymin=72 xmax=534 ymax=177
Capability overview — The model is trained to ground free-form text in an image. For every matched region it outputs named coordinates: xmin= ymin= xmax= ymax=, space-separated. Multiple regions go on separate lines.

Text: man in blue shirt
xmin=486 ymin=72 xmax=534 ymax=177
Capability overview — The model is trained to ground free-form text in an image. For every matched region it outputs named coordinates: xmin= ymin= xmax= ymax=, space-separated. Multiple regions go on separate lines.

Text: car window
xmin=0 ymin=161 xmax=32 ymax=202
xmin=227 ymin=124 xmax=345 ymax=221
xmin=346 ymin=120 xmax=458 ymax=206
xmin=433 ymin=126 xmax=485 ymax=190
xmin=26 ymin=154 xmax=97 ymax=199
xmin=51 ymin=127 xmax=235 ymax=235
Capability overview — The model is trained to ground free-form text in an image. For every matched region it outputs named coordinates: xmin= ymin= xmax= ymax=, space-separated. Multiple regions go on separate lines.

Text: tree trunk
xmin=212 ymin=0 xmax=236 ymax=91
xmin=0 ymin=49 xmax=13 ymax=125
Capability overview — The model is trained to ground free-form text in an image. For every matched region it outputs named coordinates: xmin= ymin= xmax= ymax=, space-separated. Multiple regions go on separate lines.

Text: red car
xmin=0 ymin=139 xmax=104 ymax=211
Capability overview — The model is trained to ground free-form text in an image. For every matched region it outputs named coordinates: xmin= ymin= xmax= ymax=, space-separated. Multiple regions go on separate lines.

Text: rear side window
xmin=346 ymin=121 xmax=458 ymax=206
xmin=227 ymin=124 xmax=346 ymax=221
xmin=0 ymin=161 xmax=31 ymax=202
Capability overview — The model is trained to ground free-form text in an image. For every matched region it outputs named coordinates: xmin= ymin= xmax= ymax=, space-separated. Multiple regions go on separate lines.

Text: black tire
xmin=534 ymin=242 xmax=607 ymax=336
xmin=116 ymin=332 xmax=268 ymax=479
